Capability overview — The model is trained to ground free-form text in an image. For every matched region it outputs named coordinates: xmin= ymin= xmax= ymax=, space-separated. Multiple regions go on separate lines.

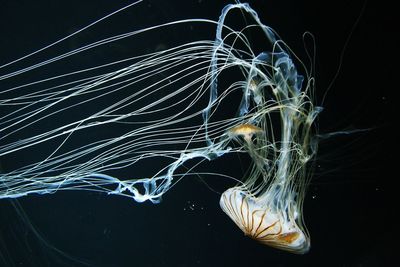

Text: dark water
xmin=0 ymin=0 xmax=395 ymax=266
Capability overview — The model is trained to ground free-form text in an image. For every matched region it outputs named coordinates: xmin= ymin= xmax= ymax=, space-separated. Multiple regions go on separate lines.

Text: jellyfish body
xmin=220 ymin=187 xmax=309 ymax=253
xmin=228 ymin=124 xmax=263 ymax=143
xmin=0 ymin=2 xmax=320 ymax=253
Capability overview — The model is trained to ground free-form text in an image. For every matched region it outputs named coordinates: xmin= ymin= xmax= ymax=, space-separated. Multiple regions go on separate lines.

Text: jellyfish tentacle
xmin=0 ymin=1 xmax=320 ymax=254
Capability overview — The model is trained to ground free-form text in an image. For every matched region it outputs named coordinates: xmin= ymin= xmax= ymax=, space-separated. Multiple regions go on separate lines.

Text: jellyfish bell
xmin=220 ymin=187 xmax=310 ymax=254
xmin=227 ymin=123 xmax=263 ymax=143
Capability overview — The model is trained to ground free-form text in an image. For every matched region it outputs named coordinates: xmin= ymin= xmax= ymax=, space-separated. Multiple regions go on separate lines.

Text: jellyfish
xmin=0 ymin=2 xmax=320 ymax=254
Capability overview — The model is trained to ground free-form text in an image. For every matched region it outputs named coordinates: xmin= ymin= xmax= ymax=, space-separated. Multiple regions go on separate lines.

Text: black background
xmin=0 ymin=1 xmax=395 ymax=266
